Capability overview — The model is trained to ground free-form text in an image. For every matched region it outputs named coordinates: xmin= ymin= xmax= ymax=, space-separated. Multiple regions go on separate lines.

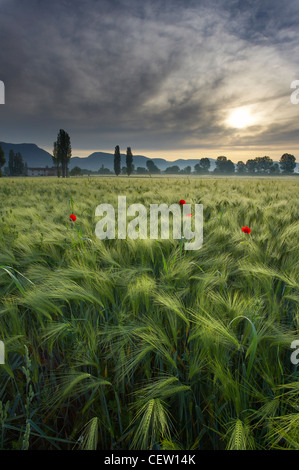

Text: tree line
xmin=0 ymin=129 xmax=72 ymax=177
xmin=110 ymin=152 xmax=297 ymax=176
xmin=0 ymin=135 xmax=297 ymax=178
xmin=139 ymin=154 xmax=296 ymax=175
xmin=73 ymin=152 xmax=296 ymax=177
xmin=0 ymin=147 xmax=28 ymax=176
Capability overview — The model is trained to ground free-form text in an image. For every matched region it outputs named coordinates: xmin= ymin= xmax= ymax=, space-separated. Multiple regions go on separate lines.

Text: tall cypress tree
xmin=7 ymin=150 xmax=25 ymax=175
xmin=126 ymin=147 xmax=133 ymax=176
xmin=0 ymin=144 xmax=5 ymax=177
xmin=15 ymin=152 xmax=24 ymax=175
xmin=52 ymin=141 xmax=61 ymax=177
xmin=54 ymin=129 xmax=72 ymax=178
xmin=114 ymin=145 xmax=121 ymax=176
xmin=8 ymin=150 xmax=15 ymax=175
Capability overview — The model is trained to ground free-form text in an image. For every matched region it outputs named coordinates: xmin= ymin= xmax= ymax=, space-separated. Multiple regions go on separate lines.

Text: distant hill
xmin=70 ymin=152 xmax=163 ymax=172
xmin=70 ymin=152 xmax=218 ymax=172
xmin=0 ymin=143 xmax=218 ymax=171
xmin=0 ymin=142 xmax=53 ymax=167
xmin=0 ymin=142 xmax=298 ymax=173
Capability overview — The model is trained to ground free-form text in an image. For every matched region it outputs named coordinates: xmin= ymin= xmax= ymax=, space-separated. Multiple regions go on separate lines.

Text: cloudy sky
xmin=0 ymin=0 xmax=299 ymax=162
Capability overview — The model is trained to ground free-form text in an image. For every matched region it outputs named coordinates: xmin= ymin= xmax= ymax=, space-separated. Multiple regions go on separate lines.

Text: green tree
xmin=69 ymin=166 xmax=82 ymax=176
xmin=269 ymin=163 xmax=280 ymax=174
xmin=15 ymin=152 xmax=24 ymax=175
xmin=136 ymin=167 xmax=148 ymax=174
xmin=146 ymin=160 xmax=160 ymax=174
xmin=114 ymin=145 xmax=121 ymax=176
xmin=180 ymin=165 xmax=192 ymax=174
xmin=225 ymin=159 xmax=235 ymax=173
xmin=0 ymin=144 xmax=5 ymax=177
xmin=194 ymin=163 xmax=203 ymax=174
xmin=8 ymin=149 xmax=15 ymax=175
xmin=52 ymin=141 xmax=61 ymax=177
xmin=255 ymin=156 xmax=273 ymax=174
xmin=236 ymin=161 xmax=246 ymax=174
xmin=126 ymin=147 xmax=133 ymax=176
xmin=214 ymin=156 xmax=227 ymax=174
xmin=199 ymin=158 xmax=210 ymax=173
xmin=215 ymin=156 xmax=235 ymax=174
xmin=279 ymin=153 xmax=296 ymax=174
xmin=54 ymin=129 xmax=72 ymax=178
xmin=8 ymin=150 xmax=25 ymax=175
xmin=245 ymin=159 xmax=257 ymax=174
xmin=165 ymin=165 xmax=180 ymax=174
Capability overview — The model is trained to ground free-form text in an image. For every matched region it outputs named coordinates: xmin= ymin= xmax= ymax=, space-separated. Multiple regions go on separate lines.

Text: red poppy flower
xmin=179 ymin=199 xmax=186 ymax=205
xmin=12 ymin=181 xmax=14 ymax=183
xmin=186 ymin=213 xmax=192 ymax=217
xmin=69 ymin=214 xmax=77 ymax=222
xmin=242 ymin=226 xmax=251 ymax=234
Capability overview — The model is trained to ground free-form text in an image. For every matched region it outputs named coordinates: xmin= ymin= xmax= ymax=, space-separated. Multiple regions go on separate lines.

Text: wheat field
xmin=0 ymin=175 xmax=298 ymax=450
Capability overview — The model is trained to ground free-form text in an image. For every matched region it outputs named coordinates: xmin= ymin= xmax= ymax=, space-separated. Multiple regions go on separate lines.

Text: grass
xmin=0 ymin=175 xmax=298 ymax=450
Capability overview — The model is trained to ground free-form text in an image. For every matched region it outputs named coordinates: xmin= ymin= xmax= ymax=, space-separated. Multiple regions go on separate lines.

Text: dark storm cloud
xmin=225 ymin=0 xmax=299 ymax=43
xmin=0 ymin=0 xmax=298 ymax=155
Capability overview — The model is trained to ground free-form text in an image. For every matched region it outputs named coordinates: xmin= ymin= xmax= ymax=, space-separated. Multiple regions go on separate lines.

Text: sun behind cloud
xmin=226 ymin=107 xmax=255 ymax=129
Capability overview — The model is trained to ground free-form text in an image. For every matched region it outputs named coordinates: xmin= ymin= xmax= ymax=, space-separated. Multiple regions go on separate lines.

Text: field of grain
xmin=0 ymin=176 xmax=298 ymax=450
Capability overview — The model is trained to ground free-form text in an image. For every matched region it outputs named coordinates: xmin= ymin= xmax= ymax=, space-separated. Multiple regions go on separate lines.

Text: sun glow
xmin=227 ymin=107 xmax=255 ymax=129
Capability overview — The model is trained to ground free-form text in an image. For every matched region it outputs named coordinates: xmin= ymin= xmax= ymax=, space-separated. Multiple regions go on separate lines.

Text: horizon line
xmin=0 ymin=140 xmax=297 ymax=164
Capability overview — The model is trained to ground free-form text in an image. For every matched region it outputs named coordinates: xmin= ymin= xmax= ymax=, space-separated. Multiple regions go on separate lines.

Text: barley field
xmin=0 ymin=176 xmax=298 ymax=450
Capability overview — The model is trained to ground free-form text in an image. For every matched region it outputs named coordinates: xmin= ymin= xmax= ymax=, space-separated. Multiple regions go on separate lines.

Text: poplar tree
xmin=8 ymin=149 xmax=15 ymax=175
xmin=126 ymin=147 xmax=133 ymax=176
xmin=54 ymin=129 xmax=72 ymax=178
xmin=52 ymin=141 xmax=61 ymax=177
xmin=114 ymin=145 xmax=121 ymax=176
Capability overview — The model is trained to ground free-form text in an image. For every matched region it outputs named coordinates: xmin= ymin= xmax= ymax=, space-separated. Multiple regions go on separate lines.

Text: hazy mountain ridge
xmin=0 ymin=142 xmax=53 ymax=167
xmin=0 ymin=143 xmax=218 ymax=171
xmin=1 ymin=142 xmax=298 ymax=172
xmin=71 ymin=152 xmax=218 ymax=171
